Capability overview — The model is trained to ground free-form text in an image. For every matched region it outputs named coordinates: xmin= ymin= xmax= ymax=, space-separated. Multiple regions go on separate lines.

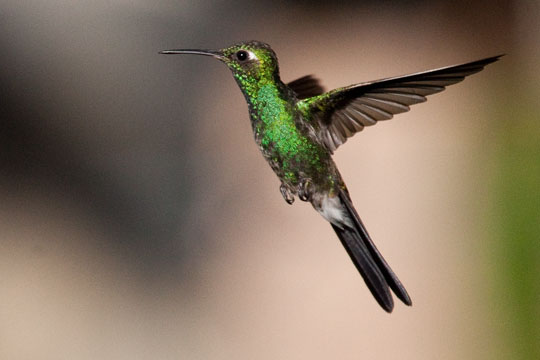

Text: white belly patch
xmin=317 ymin=195 xmax=353 ymax=228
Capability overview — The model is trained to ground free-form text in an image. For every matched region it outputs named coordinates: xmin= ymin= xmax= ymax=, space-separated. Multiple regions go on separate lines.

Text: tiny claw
xmin=280 ymin=184 xmax=295 ymax=205
xmin=298 ymin=179 xmax=312 ymax=202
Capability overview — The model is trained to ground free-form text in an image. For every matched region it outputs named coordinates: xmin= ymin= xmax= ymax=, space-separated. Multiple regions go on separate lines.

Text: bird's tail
xmin=332 ymin=189 xmax=412 ymax=312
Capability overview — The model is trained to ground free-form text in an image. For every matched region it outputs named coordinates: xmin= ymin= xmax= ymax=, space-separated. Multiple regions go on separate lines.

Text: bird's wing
xmin=287 ymin=75 xmax=325 ymax=100
xmin=296 ymin=55 xmax=502 ymax=153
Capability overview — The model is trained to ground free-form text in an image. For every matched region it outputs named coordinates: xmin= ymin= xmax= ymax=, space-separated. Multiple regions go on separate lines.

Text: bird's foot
xmin=298 ymin=179 xmax=312 ymax=202
xmin=280 ymin=184 xmax=295 ymax=205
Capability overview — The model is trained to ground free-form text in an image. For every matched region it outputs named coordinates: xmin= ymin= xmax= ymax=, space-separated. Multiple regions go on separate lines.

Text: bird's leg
xmin=280 ymin=183 xmax=295 ymax=205
xmin=298 ymin=179 xmax=312 ymax=202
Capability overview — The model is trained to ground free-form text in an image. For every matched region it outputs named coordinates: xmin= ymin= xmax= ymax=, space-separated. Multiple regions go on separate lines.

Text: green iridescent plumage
xmin=219 ymin=42 xmax=334 ymax=189
xmin=160 ymin=41 xmax=501 ymax=312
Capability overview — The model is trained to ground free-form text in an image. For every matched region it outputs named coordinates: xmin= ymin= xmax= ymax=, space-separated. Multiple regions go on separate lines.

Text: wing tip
xmin=471 ymin=54 xmax=505 ymax=68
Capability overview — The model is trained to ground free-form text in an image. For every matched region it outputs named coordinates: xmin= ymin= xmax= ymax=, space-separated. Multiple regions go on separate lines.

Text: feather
xmin=287 ymin=75 xmax=325 ymax=100
xmin=297 ymin=55 xmax=503 ymax=153
xmin=338 ymin=190 xmax=412 ymax=307
xmin=332 ymin=223 xmax=394 ymax=312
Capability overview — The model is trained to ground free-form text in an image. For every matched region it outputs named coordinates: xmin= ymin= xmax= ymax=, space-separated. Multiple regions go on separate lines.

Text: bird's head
xmin=160 ymin=41 xmax=280 ymax=86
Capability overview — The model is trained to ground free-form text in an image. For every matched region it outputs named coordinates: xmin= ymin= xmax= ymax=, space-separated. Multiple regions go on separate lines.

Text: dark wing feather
xmin=287 ymin=75 xmax=325 ymax=100
xmin=297 ymin=55 xmax=503 ymax=153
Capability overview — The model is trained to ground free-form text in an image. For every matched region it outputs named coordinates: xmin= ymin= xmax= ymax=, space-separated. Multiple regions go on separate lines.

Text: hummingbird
xmin=160 ymin=41 xmax=501 ymax=312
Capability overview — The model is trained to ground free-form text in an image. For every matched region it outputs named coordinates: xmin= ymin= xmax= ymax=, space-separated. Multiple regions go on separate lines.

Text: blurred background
xmin=1 ymin=0 xmax=539 ymax=359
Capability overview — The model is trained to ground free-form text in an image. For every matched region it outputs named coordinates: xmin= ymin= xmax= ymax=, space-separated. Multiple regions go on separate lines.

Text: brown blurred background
xmin=1 ymin=1 xmax=539 ymax=359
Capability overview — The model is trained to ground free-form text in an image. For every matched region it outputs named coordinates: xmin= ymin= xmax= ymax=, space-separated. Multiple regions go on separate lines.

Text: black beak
xmin=159 ymin=49 xmax=225 ymax=60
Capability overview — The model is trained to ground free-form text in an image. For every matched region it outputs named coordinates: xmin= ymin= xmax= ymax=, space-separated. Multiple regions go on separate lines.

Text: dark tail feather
xmin=338 ymin=190 xmax=412 ymax=307
xmin=332 ymin=224 xmax=394 ymax=312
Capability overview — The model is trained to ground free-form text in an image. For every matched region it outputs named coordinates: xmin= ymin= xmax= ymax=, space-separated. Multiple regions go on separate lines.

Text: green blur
xmin=490 ymin=78 xmax=540 ymax=359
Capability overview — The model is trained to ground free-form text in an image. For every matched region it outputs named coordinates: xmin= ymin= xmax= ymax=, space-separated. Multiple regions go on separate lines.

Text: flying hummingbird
xmin=160 ymin=41 xmax=501 ymax=312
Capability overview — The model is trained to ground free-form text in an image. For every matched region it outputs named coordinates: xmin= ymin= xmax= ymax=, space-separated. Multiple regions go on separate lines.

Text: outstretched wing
xmin=297 ymin=55 xmax=503 ymax=153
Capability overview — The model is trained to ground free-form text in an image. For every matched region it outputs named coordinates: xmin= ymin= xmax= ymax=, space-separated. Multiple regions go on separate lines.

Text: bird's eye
xmin=236 ymin=50 xmax=249 ymax=61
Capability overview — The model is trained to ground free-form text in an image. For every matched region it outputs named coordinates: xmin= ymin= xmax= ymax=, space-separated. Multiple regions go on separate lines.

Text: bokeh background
xmin=1 ymin=1 xmax=539 ymax=359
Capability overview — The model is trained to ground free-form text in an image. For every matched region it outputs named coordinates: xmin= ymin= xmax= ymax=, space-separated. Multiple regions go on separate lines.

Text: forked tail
xmin=332 ymin=189 xmax=412 ymax=312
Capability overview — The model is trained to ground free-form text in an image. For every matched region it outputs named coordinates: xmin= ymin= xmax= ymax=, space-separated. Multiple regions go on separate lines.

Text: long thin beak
xmin=159 ymin=49 xmax=224 ymax=60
